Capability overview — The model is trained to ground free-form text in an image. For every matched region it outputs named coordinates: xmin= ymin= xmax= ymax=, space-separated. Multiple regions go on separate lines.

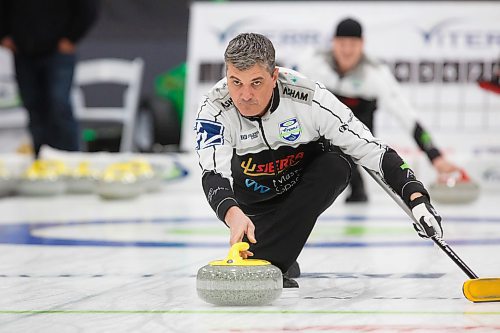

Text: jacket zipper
xmin=255 ymin=118 xmax=279 ymax=179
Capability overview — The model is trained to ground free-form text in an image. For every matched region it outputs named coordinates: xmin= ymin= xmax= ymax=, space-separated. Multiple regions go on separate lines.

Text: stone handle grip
xmin=225 ymin=242 xmax=249 ymax=264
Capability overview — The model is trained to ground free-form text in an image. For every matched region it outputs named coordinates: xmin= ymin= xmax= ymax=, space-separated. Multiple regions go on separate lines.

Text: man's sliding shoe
xmin=283 ymin=275 xmax=299 ymax=288
xmin=285 ymin=261 xmax=301 ymax=278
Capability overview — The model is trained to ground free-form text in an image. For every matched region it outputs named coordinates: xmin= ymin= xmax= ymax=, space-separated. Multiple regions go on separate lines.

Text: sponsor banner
xmin=182 ymin=1 xmax=500 ymax=151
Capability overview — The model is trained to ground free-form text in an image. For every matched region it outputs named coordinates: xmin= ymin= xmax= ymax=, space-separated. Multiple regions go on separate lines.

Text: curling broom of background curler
xmin=363 ymin=167 xmax=500 ymax=302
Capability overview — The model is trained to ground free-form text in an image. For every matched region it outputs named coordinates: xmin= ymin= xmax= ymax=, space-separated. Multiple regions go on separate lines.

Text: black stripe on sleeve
xmin=312 ymin=99 xmax=383 ymax=149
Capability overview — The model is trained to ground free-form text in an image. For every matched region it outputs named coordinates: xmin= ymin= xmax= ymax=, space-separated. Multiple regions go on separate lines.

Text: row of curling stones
xmin=15 ymin=159 xmax=161 ymax=198
xmin=197 ymin=242 xmax=283 ymax=306
xmin=429 ymin=169 xmax=480 ymax=204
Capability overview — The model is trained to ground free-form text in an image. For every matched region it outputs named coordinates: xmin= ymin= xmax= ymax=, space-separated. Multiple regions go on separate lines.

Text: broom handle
xmin=363 ymin=167 xmax=478 ymax=279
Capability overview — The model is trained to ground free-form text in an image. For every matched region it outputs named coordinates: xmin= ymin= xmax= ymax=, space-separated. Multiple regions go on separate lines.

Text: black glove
xmin=409 ymin=196 xmax=443 ymax=238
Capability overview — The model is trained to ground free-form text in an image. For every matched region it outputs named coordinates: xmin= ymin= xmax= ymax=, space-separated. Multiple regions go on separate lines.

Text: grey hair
xmin=224 ymin=33 xmax=276 ymax=75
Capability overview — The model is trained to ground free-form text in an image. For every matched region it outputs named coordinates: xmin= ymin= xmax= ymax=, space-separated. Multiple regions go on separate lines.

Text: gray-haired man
xmin=195 ymin=33 xmax=442 ymax=288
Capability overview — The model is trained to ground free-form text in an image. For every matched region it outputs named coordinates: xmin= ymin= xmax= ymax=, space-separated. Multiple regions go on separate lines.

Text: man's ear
xmin=272 ymin=67 xmax=279 ymax=85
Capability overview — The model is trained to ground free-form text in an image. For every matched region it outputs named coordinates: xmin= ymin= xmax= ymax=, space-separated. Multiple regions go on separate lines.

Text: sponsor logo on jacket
xmin=240 ymin=131 xmax=259 ymax=141
xmin=339 ymin=124 xmax=349 ymax=133
xmin=195 ymin=119 xmax=224 ymax=150
xmin=240 ymin=152 xmax=304 ymax=176
xmin=282 ymin=86 xmax=310 ymax=102
xmin=221 ymin=98 xmax=234 ymax=109
xmin=245 ymin=179 xmax=271 ymax=193
xmin=273 ymin=168 xmax=301 ymax=194
xmin=279 ymin=118 xmax=302 ymax=142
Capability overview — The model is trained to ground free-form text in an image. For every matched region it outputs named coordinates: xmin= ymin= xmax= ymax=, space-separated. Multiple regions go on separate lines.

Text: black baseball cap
xmin=335 ymin=18 xmax=363 ymax=38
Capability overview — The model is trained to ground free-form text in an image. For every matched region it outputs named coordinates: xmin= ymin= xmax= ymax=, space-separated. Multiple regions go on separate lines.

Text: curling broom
xmin=364 ymin=167 xmax=500 ymax=302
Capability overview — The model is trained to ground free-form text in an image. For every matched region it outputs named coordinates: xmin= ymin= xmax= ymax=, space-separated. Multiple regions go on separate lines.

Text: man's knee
xmin=302 ymin=153 xmax=350 ymax=210
xmin=317 ymin=153 xmax=351 ymax=188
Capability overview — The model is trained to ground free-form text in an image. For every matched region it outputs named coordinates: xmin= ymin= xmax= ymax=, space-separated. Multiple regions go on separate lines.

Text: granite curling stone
xmin=429 ymin=170 xmax=480 ymax=204
xmin=128 ymin=159 xmax=160 ymax=192
xmin=17 ymin=160 xmax=68 ymax=196
xmin=96 ymin=162 xmax=142 ymax=200
xmin=197 ymin=242 xmax=283 ymax=306
xmin=67 ymin=162 xmax=98 ymax=194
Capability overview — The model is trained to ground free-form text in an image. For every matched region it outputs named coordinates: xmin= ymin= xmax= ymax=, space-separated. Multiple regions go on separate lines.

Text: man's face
xmin=332 ymin=37 xmax=364 ymax=73
xmin=226 ymin=63 xmax=278 ymax=117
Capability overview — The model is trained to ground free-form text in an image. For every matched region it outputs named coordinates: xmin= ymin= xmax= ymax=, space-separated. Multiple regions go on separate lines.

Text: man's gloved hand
xmin=409 ymin=196 xmax=443 ymax=238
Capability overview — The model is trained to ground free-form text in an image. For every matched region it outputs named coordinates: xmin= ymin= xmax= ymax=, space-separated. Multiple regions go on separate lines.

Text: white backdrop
xmin=182 ymin=1 xmax=500 ymax=189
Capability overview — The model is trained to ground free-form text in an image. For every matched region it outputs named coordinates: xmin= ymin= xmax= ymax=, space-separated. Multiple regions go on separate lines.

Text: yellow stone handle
xmin=224 ymin=242 xmax=249 ymax=264
xmin=208 ymin=242 xmax=271 ymax=266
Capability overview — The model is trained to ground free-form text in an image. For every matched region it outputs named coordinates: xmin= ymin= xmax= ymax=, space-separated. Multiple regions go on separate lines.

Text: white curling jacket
xmin=195 ymin=67 xmax=428 ymax=221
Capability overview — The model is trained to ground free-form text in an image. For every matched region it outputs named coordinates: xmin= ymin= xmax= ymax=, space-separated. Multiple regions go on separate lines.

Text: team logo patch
xmin=279 ymin=118 xmax=302 ymax=142
xmin=195 ymin=119 xmax=224 ymax=150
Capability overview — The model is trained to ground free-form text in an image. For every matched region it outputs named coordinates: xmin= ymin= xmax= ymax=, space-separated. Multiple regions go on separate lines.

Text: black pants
xmin=347 ymin=116 xmax=374 ymax=196
xmin=15 ymin=52 xmax=80 ymax=156
xmin=242 ymin=152 xmax=351 ymax=273
xmin=349 ymin=163 xmax=365 ymax=195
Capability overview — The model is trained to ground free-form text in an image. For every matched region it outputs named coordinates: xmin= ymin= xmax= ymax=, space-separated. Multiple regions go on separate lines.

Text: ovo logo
xmin=245 ymin=179 xmax=270 ymax=193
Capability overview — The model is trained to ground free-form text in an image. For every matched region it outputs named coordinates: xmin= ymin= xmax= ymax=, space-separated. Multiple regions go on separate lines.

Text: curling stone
xmin=67 ymin=162 xmax=99 ymax=194
xmin=17 ymin=160 xmax=68 ymax=196
xmin=128 ymin=159 xmax=161 ymax=192
xmin=197 ymin=242 xmax=282 ymax=306
xmin=96 ymin=162 xmax=142 ymax=199
xmin=429 ymin=170 xmax=480 ymax=204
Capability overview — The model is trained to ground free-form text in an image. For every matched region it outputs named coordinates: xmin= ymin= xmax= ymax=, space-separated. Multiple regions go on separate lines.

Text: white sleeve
xmin=374 ymin=65 xmax=419 ymax=133
xmin=195 ymin=97 xmax=234 ymax=182
xmin=311 ymin=82 xmax=431 ymax=205
xmin=195 ymin=97 xmax=240 ymax=220
xmin=311 ymin=83 xmax=388 ymax=173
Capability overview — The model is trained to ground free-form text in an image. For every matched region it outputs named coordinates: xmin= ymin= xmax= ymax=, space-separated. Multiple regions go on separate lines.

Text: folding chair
xmin=72 ymin=58 xmax=144 ymax=152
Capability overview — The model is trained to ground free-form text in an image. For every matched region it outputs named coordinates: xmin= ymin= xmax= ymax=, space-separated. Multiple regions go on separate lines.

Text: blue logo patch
xmin=245 ymin=179 xmax=271 ymax=194
xmin=279 ymin=118 xmax=302 ymax=142
xmin=195 ymin=119 xmax=224 ymax=150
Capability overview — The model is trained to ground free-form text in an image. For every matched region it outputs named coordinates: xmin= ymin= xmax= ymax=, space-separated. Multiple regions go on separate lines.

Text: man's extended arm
xmin=376 ymin=65 xmax=459 ymax=174
xmin=312 ymin=83 xmax=442 ymax=238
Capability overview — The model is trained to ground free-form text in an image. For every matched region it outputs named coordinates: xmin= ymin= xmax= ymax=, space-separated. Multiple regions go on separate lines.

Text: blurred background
xmin=0 ymin=0 xmax=499 ymax=193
